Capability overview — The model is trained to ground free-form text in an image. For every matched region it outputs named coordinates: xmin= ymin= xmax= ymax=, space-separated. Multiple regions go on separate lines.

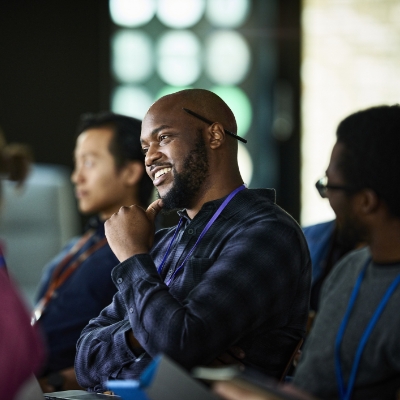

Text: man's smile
xmin=154 ymin=167 xmax=172 ymax=180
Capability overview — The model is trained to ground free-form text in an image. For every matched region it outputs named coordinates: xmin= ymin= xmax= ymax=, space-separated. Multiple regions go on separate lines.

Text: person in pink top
xmin=0 ymin=266 xmax=45 ymax=400
xmin=0 ymin=132 xmax=45 ymax=399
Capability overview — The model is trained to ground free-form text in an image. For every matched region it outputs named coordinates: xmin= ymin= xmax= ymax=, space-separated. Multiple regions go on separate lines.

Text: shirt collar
xmin=175 ymin=188 xmax=276 ymax=222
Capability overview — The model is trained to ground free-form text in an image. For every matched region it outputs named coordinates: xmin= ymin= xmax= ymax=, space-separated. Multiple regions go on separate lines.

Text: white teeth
xmin=155 ymin=168 xmax=172 ymax=180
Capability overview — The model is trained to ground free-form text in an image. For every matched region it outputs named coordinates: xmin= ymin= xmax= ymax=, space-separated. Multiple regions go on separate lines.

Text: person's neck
xmin=369 ymin=219 xmax=400 ymax=264
xmin=185 ymin=180 xmax=244 ymax=220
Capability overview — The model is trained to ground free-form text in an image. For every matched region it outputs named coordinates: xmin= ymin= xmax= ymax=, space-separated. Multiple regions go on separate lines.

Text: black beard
xmin=159 ymin=134 xmax=209 ymax=211
xmin=336 ymin=214 xmax=367 ymax=250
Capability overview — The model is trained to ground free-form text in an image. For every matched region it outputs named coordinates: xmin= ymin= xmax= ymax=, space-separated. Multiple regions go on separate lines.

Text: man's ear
xmin=357 ymin=188 xmax=380 ymax=215
xmin=207 ymin=122 xmax=225 ymax=149
xmin=122 ymin=160 xmax=145 ymax=186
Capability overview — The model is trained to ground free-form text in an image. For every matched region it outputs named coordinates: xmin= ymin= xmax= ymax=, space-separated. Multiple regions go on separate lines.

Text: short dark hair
xmin=336 ymin=104 xmax=400 ymax=218
xmin=76 ymin=111 xmax=153 ymax=207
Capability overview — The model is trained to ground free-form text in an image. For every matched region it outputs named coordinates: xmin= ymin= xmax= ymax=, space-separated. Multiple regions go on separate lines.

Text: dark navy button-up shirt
xmin=75 ymin=189 xmax=311 ymax=392
xmin=35 ymin=217 xmax=119 ymax=375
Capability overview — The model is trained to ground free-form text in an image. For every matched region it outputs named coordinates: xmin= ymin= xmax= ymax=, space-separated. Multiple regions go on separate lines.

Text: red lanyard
xmin=31 ymin=230 xmax=107 ymax=325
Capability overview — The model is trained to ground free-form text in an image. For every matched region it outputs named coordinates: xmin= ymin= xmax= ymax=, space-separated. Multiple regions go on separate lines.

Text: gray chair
xmin=0 ymin=163 xmax=80 ymax=306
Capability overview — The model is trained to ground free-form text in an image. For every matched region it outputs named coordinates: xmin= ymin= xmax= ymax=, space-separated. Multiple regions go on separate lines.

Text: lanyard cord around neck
xmin=31 ymin=229 xmax=107 ymax=325
xmin=335 ymin=257 xmax=400 ymax=400
xmin=157 ymin=184 xmax=246 ymax=286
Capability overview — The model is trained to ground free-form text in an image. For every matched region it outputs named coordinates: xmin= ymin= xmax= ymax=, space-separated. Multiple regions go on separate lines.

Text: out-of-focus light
xmin=111 ymin=85 xmax=154 ymax=120
xmin=211 ymin=86 xmax=252 ymax=137
xmin=112 ymin=30 xmax=154 ymax=83
xmin=238 ymin=142 xmax=253 ymax=186
xmin=205 ymin=31 xmax=251 ymax=85
xmin=109 ymin=0 xmax=156 ymax=27
xmin=157 ymin=0 xmax=205 ymax=28
xmin=157 ymin=30 xmax=202 ymax=86
xmin=206 ymin=0 xmax=250 ymax=28
xmin=155 ymin=85 xmax=192 ymax=100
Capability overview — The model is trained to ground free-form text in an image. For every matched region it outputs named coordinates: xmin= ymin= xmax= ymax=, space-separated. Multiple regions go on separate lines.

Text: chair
xmin=0 ymin=163 xmax=80 ymax=306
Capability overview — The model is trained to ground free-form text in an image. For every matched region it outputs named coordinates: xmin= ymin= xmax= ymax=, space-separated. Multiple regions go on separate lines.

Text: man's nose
xmin=145 ymin=144 xmax=162 ymax=167
xmin=71 ymin=166 xmax=82 ymax=183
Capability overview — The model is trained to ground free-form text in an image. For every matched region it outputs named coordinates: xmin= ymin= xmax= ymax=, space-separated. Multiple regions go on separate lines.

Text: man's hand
xmin=126 ymin=330 xmax=144 ymax=355
xmin=38 ymin=367 xmax=83 ymax=393
xmin=105 ymin=199 xmax=163 ymax=262
xmin=208 ymin=346 xmax=246 ymax=369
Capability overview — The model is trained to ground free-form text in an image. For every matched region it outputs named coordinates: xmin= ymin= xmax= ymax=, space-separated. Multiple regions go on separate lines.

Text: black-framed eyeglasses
xmin=182 ymin=107 xmax=247 ymax=144
xmin=315 ymin=176 xmax=354 ymax=199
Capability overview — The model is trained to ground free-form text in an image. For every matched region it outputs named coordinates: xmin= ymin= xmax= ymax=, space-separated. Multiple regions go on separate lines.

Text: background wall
xmin=0 ymin=0 xmax=110 ymax=169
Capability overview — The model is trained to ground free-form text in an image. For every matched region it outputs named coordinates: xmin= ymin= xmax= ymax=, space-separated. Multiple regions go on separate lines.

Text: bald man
xmin=75 ymin=89 xmax=311 ymax=392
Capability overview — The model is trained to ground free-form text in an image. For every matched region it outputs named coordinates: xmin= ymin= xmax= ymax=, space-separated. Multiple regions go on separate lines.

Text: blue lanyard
xmin=335 ymin=257 xmax=400 ymax=400
xmin=157 ymin=184 xmax=246 ymax=286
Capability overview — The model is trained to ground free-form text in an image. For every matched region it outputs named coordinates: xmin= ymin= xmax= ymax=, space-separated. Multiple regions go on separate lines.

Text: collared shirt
xmin=35 ymin=217 xmax=119 ymax=375
xmin=75 ymin=189 xmax=312 ymax=392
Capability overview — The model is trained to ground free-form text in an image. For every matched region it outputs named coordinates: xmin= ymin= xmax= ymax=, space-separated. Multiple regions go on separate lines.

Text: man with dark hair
xmin=75 ymin=89 xmax=311 ymax=392
xmin=34 ymin=112 xmax=153 ymax=392
xmin=212 ymin=105 xmax=400 ymax=400
xmin=292 ymin=105 xmax=400 ymax=399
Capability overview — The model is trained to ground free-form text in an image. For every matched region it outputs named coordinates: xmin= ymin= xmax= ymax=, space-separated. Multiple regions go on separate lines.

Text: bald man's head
xmin=141 ymin=89 xmax=244 ymax=213
xmin=160 ymin=89 xmax=237 ymax=134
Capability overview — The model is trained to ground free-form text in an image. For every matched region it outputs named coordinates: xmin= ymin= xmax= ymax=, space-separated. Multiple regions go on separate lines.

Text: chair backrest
xmin=280 ymin=338 xmax=304 ymax=382
xmin=0 ymin=163 xmax=80 ymax=306
xmin=14 ymin=375 xmax=45 ymax=400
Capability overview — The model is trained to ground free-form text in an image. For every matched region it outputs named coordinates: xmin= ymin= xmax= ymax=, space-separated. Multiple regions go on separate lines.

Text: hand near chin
xmin=105 ymin=199 xmax=163 ymax=262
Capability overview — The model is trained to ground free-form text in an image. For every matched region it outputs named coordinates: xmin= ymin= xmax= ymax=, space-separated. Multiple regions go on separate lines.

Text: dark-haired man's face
xmin=71 ymin=128 xmax=139 ymax=220
xmin=326 ymin=142 xmax=367 ymax=247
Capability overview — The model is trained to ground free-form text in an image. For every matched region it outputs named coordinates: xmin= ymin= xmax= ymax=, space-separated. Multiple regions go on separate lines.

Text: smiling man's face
xmin=141 ymin=98 xmax=210 ymax=210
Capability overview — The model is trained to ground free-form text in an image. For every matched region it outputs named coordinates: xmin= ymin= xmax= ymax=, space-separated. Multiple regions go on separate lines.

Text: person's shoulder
xmin=335 ymin=246 xmax=370 ymax=269
xmin=324 ymin=246 xmax=370 ymax=289
xmin=239 ymin=189 xmax=308 ymax=243
xmin=244 ymin=188 xmax=276 ymax=203
xmin=303 ymin=220 xmax=336 ymax=238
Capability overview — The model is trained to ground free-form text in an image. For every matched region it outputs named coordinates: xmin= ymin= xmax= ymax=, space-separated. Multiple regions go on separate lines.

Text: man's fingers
xmin=229 ymin=346 xmax=245 ymax=359
xmin=146 ymin=199 xmax=163 ymax=221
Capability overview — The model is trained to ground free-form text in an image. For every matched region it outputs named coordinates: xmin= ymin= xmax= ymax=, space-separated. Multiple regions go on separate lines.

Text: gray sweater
xmin=293 ymin=247 xmax=400 ymax=399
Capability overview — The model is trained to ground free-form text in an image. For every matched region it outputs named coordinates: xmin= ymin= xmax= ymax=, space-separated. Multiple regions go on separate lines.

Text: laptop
xmin=44 ymin=390 xmax=121 ymax=399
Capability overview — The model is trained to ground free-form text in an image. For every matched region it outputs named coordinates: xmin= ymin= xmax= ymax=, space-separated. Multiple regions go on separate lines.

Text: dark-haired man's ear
xmin=208 ymin=122 xmax=225 ymax=149
xmin=123 ymin=160 xmax=145 ymax=187
xmin=358 ymin=188 xmax=380 ymax=215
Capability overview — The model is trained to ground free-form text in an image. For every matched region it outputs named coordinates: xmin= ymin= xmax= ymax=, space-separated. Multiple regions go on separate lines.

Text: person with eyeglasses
xmin=74 ymin=89 xmax=312 ymax=392
xmin=214 ymin=105 xmax=400 ymax=400
xmin=293 ymin=105 xmax=400 ymax=399
xmin=303 ymin=176 xmax=366 ymax=313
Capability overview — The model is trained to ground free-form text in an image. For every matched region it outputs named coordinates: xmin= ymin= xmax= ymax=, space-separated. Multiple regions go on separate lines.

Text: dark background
xmin=0 ymin=0 xmax=301 ymax=221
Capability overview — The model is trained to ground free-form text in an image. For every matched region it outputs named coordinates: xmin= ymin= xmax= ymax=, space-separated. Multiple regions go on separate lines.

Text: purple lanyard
xmin=157 ymin=184 xmax=246 ymax=286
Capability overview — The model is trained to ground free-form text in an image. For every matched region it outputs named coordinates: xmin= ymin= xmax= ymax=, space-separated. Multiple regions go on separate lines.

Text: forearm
xmin=113 ymin=253 xmax=273 ymax=369
xmin=75 ymin=299 xmax=143 ymax=390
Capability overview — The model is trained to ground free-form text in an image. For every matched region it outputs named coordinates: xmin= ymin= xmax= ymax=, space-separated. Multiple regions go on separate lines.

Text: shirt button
xmin=129 ymin=308 xmax=134 ymax=313
xmin=188 ymin=229 xmax=194 ymax=234
xmin=117 ymin=278 xmax=123 ymax=284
